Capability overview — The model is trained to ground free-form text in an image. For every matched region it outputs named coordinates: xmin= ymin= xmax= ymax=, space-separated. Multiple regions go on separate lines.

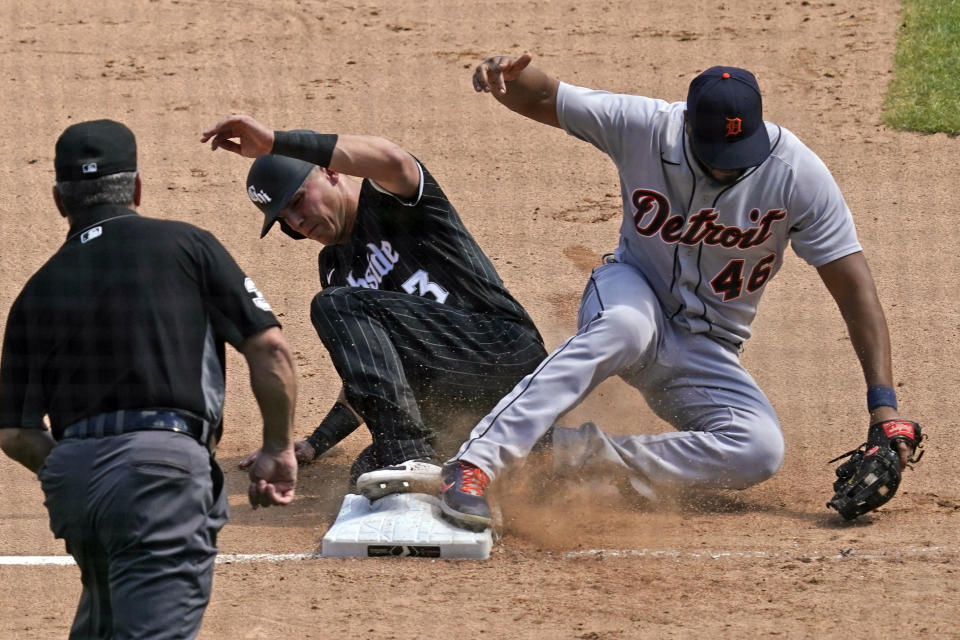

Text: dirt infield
xmin=2 ymin=0 xmax=958 ymax=638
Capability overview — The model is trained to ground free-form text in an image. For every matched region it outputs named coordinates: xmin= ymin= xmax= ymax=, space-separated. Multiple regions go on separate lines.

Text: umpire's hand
xmin=246 ymin=444 xmax=297 ymax=508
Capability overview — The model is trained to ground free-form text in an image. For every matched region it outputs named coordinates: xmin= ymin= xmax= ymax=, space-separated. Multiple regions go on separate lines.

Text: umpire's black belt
xmin=62 ymin=409 xmax=213 ymax=450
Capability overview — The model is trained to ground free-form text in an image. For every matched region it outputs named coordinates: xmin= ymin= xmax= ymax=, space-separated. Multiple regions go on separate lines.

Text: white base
xmin=320 ymin=493 xmax=492 ymax=559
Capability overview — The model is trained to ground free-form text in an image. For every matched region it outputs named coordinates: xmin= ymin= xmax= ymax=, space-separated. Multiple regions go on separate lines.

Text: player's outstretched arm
xmin=204 ymin=113 xmax=421 ymax=199
xmin=325 ymin=135 xmax=421 ymax=198
xmin=240 ymin=326 xmax=298 ymax=507
xmin=472 ymin=53 xmax=560 ymax=128
xmin=240 ymin=391 xmax=362 ymax=468
xmin=817 ymin=252 xmax=916 ymax=469
xmin=239 ymin=440 xmax=316 ymax=468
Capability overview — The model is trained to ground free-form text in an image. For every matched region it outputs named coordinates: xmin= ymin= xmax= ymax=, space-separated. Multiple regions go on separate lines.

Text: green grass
xmin=884 ymin=0 xmax=960 ymax=135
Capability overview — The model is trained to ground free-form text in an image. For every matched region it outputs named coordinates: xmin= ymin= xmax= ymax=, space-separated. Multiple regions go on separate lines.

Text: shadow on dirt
xmin=217 ymin=446 xmax=352 ymax=528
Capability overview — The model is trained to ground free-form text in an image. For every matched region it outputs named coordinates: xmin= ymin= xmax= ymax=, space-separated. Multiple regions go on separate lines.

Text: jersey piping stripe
xmin=669 ymin=129 xmax=699 ymax=321
xmin=660 ymin=152 xmax=681 ymax=166
xmin=690 ymin=125 xmax=784 ymax=328
xmin=692 ymin=172 xmax=747 ymax=322
xmin=671 ymin=125 xmax=784 ymax=326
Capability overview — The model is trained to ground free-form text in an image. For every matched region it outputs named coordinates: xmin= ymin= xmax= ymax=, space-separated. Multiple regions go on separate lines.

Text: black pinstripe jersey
xmin=318 ymin=161 xmax=537 ymax=332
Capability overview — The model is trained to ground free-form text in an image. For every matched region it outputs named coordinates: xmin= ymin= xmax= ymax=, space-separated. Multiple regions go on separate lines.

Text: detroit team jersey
xmin=556 ymin=82 xmax=862 ymax=345
xmin=318 ymin=160 xmax=538 ymax=332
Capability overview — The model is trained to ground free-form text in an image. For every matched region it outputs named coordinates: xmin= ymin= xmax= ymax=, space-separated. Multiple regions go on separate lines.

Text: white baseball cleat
xmin=355 ymin=459 xmax=442 ymax=501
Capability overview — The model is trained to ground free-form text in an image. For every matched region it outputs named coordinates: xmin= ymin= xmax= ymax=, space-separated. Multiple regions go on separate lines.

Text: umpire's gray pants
xmin=38 ymin=430 xmax=228 ymax=640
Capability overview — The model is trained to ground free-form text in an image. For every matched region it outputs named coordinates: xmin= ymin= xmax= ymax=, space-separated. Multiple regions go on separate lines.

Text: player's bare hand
xmin=246 ymin=441 xmax=319 ymax=467
xmin=294 ymin=439 xmax=319 ymax=465
xmin=246 ymin=444 xmax=297 ymax=508
xmin=237 ymin=449 xmax=257 ymax=470
xmin=895 ymin=440 xmax=913 ymax=471
xmin=473 ymin=53 xmax=533 ymax=95
xmin=868 ymin=407 xmax=917 ymax=471
xmin=201 ymin=114 xmax=274 ymax=158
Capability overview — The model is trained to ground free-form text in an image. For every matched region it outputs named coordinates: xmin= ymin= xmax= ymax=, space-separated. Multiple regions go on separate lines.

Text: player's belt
xmin=61 ymin=409 xmax=214 ymax=451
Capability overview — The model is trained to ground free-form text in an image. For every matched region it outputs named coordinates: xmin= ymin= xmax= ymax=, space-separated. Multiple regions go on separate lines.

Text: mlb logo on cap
xmin=55 ymin=119 xmax=138 ymax=181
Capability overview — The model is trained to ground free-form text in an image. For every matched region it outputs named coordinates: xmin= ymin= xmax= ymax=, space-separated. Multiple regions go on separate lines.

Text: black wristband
xmin=305 ymin=402 xmax=361 ymax=457
xmin=271 ymin=130 xmax=338 ymax=168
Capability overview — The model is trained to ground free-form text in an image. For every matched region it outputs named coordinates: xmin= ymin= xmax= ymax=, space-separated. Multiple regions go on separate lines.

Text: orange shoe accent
xmin=458 ymin=463 xmax=490 ymax=497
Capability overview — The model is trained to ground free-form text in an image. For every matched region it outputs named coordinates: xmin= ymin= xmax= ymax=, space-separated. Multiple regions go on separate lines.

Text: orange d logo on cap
xmin=686 ymin=66 xmax=770 ymax=170
xmin=725 ymin=117 xmax=743 ymax=137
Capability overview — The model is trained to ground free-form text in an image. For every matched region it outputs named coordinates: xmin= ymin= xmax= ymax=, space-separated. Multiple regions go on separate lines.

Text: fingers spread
xmin=494 ymin=64 xmax=507 ymax=94
xmin=210 ymin=137 xmax=241 ymax=154
xmin=201 ymin=117 xmax=235 ymax=141
xmin=473 ymin=63 xmax=493 ymax=92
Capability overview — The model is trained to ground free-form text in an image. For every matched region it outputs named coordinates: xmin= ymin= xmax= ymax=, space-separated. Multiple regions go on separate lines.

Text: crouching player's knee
xmin=724 ymin=417 xmax=785 ymax=489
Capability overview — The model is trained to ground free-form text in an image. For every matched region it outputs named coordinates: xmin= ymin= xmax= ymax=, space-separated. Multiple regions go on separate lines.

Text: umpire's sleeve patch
xmin=244 ymin=277 xmax=273 ymax=312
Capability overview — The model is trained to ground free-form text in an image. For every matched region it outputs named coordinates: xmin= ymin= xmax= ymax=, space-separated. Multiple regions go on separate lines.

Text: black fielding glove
xmin=826 ymin=420 xmax=925 ymax=520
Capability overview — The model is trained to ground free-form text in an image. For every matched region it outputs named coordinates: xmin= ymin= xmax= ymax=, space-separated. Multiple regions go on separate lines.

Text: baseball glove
xmin=826 ymin=419 xmax=925 ymax=520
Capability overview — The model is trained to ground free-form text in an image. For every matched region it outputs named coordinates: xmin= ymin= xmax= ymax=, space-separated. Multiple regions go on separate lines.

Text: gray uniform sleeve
xmin=784 ymin=138 xmax=862 ymax=267
xmin=556 ymin=82 xmax=671 ymax=164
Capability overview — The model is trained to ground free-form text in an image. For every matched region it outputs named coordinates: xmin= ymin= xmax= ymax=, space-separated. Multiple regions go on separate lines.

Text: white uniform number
xmin=401 ymin=269 xmax=449 ymax=303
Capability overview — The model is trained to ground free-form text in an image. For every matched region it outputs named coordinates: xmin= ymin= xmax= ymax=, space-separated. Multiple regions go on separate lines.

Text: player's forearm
xmin=242 ymin=328 xmax=297 ymax=450
xmin=495 ymin=65 xmax=560 ymax=127
xmin=327 ymin=135 xmax=415 ymax=182
xmin=818 ymin=253 xmax=895 ymax=388
xmin=842 ymin=308 xmax=900 ymax=422
xmin=272 ymin=130 xmax=401 ymax=180
xmin=0 ymin=428 xmax=56 ymax=473
xmin=272 ymin=130 xmax=418 ymax=195
xmin=305 ymin=401 xmax=362 ymax=456
xmin=844 ymin=301 xmax=894 ymax=386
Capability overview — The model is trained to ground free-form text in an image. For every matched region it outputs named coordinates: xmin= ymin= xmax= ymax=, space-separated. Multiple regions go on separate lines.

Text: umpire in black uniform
xmin=0 ymin=120 xmax=298 ymax=639
xmin=202 ymin=114 xmax=547 ymax=500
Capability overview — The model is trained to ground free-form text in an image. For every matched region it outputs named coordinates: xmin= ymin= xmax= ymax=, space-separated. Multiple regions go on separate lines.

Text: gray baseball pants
xmin=452 ymin=260 xmax=785 ymax=498
xmin=38 ymin=430 xmax=228 ymax=640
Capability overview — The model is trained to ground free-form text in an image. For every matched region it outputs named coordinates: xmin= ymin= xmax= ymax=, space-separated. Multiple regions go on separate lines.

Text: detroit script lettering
xmin=632 ymin=188 xmax=786 ymax=250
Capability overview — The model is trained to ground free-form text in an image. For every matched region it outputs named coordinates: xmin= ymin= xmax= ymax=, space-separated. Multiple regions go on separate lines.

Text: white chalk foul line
xmin=0 ymin=553 xmax=319 ymax=567
xmin=562 ymin=545 xmax=960 ymax=561
xmin=3 ymin=545 xmax=957 ymax=566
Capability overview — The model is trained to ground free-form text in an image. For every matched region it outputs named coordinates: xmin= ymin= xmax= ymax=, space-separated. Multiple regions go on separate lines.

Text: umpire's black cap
xmin=55 ymin=119 xmax=137 ymax=182
xmin=686 ymin=66 xmax=771 ymax=171
xmin=246 ymin=154 xmax=315 ymax=239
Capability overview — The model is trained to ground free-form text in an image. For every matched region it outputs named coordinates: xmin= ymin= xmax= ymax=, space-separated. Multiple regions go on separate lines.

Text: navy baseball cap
xmin=55 ymin=119 xmax=137 ymax=181
xmin=686 ymin=66 xmax=770 ymax=171
xmin=246 ymin=154 xmax=315 ymax=239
